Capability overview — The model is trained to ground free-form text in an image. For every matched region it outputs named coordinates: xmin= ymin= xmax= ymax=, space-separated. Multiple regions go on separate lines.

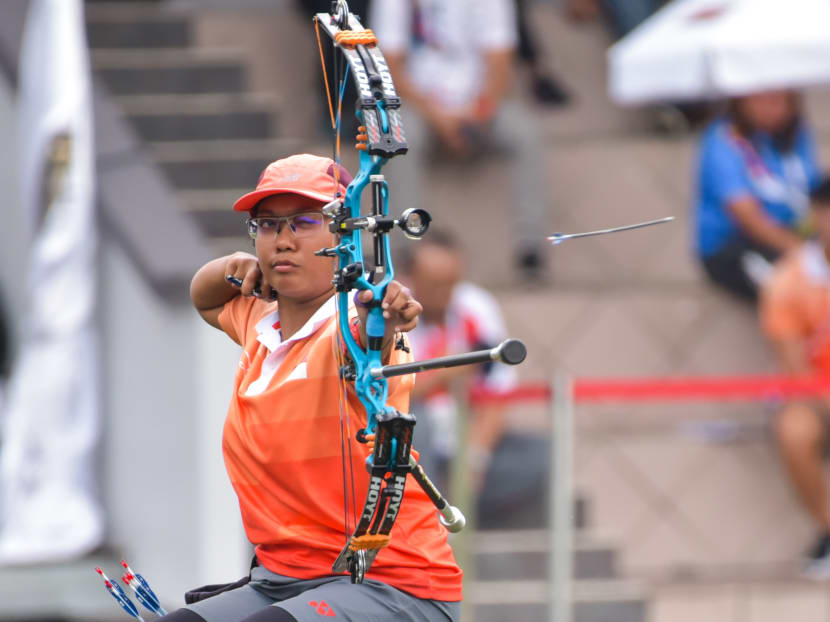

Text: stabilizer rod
xmin=369 ymin=338 xmax=526 ymax=379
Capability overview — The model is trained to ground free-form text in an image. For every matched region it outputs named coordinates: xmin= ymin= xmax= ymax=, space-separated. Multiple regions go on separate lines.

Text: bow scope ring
xmin=397 ymin=208 xmax=432 ymax=240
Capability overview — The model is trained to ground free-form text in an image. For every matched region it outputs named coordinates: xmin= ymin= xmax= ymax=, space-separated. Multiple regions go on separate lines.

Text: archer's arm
xmin=190 ymin=252 xmax=263 ymax=329
xmin=772 ymin=338 xmax=812 ymax=376
xmin=728 ymin=198 xmax=803 ymax=253
xmin=473 ymin=49 xmax=515 ymax=121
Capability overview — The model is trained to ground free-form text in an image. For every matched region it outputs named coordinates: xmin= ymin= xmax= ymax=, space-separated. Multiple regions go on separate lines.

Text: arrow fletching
xmin=121 ymin=560 xmax=167 ymax=616
xmin=94 ymin=567 xmax=145 ymax=621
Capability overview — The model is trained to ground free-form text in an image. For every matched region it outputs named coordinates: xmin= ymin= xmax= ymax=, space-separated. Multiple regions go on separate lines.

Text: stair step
xmin=149 ymin=139 xmax=295 ymax=190
xmin=150 ymin=139 xmax=297 ymax=161
xmin=179 ymin=189 xmax=257 ymax=237
xmin=474 ymin=530 xmax=618 ymax=581
xmin=161 ymin=159 xmax=269 ymax=190
xmin=179 ymin=188 xmax=254 ymax=211
xmin=87 ymin=17 xmax=191 ymax=49
xmin=474 ymin=602 xmax=646 ymax=622
xmin=92 ymin=49 xmax=246 ymax=95
xmin=85 ymin=1 xmax=190 ymax=18
xmin=130 ymin=108 xmax=275 ymax=142
xmin=469 ymin=579 xmax=647 ymax=622
xmin=115 ymin=93 xmax=280 ymax=114
xmin=650 ymin=574 xmax=830 ymax=622
xmin=91 ymin=47 xmax=246 ymax=68
xmin=119 ymin=94 xmax=281 ymax=142
xmin=189 ymin=209 xmax=250 ymax=238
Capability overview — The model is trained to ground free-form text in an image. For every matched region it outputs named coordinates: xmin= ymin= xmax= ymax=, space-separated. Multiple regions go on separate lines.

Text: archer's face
xmin=253 ymin=194 xmax=335 ymax=303
xmin=408 ymin=245 xmax=462 ymax=323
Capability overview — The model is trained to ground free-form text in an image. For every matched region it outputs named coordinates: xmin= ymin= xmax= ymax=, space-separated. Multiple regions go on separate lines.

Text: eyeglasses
xmin=246 ymin=212 xmax=327 ymax=240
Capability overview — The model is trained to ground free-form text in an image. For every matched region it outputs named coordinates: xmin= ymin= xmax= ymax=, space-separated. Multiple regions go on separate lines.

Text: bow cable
xmin=318 ymin=23 xmax=359 ymax=545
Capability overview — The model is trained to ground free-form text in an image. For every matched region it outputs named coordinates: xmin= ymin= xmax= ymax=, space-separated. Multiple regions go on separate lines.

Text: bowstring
xmin=325 ymin=36 xmax=358 ymax=546
xmin=334 ymin=63 xmax=350 ymax=185
xmin=334 ymin=322 xmax=357 ymax=544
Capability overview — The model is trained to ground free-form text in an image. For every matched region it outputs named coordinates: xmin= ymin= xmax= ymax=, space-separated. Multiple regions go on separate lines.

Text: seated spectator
xmin=566 ymin=0 xmax=661 ymax=39
xmin=514 ymin=0 xmax=570 ymax=107
xmin=371 ymin=0 xmax=550 ymax=280
xmin=399 ymin=231 xmax=548 ymax=528
xmin=761 ymin=178 xmax=830 ymax=577
xmin=695 ymin=91 xmax=822 ymax=303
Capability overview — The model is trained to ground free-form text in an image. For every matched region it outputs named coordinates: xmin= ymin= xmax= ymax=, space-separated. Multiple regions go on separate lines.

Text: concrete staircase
xmin=85 ymin=1 xmax=298 ymax=251
xmin=650 ymin=574 xmax=830 ymax=622
xmin=470 ymin=529 xmax=647 ymax=622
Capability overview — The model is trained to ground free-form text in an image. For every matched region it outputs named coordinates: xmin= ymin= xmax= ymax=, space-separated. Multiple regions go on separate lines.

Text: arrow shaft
xmin=549 ymin=216 xmax=675 ymax=243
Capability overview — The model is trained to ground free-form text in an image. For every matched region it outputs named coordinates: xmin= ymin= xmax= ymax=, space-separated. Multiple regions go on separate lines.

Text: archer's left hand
xmin=356 ymin=280 xmax=422 ymax=351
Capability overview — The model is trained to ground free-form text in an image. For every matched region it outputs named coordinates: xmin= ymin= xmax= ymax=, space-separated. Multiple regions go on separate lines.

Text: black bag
xmin=183 ymin=556 xmax=257 ymax=604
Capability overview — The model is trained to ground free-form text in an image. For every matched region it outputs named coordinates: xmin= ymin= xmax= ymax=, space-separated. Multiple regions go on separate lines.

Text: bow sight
xmin=315 ymin=186 xmax=432 ymax=292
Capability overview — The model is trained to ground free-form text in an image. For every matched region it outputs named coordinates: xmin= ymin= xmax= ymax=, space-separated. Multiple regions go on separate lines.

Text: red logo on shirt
xmin=308 ymin=600 xmax=336 ymax=617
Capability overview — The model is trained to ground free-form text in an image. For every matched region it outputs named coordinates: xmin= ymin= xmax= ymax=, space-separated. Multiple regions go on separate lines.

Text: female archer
xmin=159 ymin=153 xmax=462 ymax=622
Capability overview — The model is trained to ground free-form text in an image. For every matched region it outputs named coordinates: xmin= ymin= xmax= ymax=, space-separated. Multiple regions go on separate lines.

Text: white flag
xmin=0 ymin=0 xmax=102 ymax=563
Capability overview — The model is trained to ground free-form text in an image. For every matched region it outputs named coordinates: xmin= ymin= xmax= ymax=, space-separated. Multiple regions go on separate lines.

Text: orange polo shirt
xmin=218 ymin=294 xmax=462 ymax=601
xmin=762 ymin=242 xmax=830 ymax=374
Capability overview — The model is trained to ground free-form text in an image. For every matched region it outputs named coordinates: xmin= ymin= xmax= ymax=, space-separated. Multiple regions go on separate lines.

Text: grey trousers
xmin=184 ymin=565 xmax=460 ymax=622
xmin=382 ymin=100 xmax=548 ymax=250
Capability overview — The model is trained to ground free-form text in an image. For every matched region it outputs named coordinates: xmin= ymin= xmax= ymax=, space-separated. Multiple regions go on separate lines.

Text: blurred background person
xmin=761 ymin=178 xmax=830 ymax=577
xmin=695 ymin=90 xmax=823 ymax=304
xmin=566 ymin=0 xmax=661 ymax=39
xmin=514 ymin=0 xmax=570 ymax=108
xmin=399 ymin=230 xmax=547 ymax=528
xmin=371 ymin=0 xmax=550 ymax=280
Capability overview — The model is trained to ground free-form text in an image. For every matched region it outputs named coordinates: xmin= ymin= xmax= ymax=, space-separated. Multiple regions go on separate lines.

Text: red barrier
xmin=468 ymin=374 xmax=830 ymax=405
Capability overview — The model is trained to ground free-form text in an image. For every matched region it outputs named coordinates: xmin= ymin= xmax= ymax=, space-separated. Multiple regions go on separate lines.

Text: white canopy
xmin=608 ymin=0 xmax=830 ymax=105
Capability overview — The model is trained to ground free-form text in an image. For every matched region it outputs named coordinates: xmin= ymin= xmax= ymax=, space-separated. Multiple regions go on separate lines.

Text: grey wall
xmin=0 ymin=71 xmax=26 ymax=359
xmin=101 ymin=239 xmax=248 ymax=604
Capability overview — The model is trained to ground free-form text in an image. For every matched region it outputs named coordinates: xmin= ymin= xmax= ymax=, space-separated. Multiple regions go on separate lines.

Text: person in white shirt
xmin=399 ymin=231 xmax=548 ymax=530
xmin=371 ymin=0 xmax=550 ymax=279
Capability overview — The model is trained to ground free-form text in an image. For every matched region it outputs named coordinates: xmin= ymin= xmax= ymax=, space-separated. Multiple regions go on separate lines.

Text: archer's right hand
xmin=224 ymin=252 xmax=274 ymax=300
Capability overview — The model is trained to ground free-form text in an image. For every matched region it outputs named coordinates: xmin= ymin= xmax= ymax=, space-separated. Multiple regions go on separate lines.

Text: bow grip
xmin=365 ymin=301 xmax=385 ymax=352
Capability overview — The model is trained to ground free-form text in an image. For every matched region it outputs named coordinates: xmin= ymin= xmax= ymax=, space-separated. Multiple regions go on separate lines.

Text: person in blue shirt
xmin=694 ymin=90 xmax=822 ymax=303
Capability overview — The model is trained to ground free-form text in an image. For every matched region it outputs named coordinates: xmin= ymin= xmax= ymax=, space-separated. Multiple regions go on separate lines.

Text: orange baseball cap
xmin=232 ymin=153 xmax=353 ymax=212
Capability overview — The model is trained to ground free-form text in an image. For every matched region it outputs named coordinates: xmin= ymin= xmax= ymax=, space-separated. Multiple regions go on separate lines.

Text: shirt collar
xmin=254 ymin=295 xmax=337 ymax=353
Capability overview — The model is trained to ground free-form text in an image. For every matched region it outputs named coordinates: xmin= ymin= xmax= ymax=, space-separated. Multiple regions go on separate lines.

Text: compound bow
xmin=313 ymin=1 xmax=527 ymax=584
